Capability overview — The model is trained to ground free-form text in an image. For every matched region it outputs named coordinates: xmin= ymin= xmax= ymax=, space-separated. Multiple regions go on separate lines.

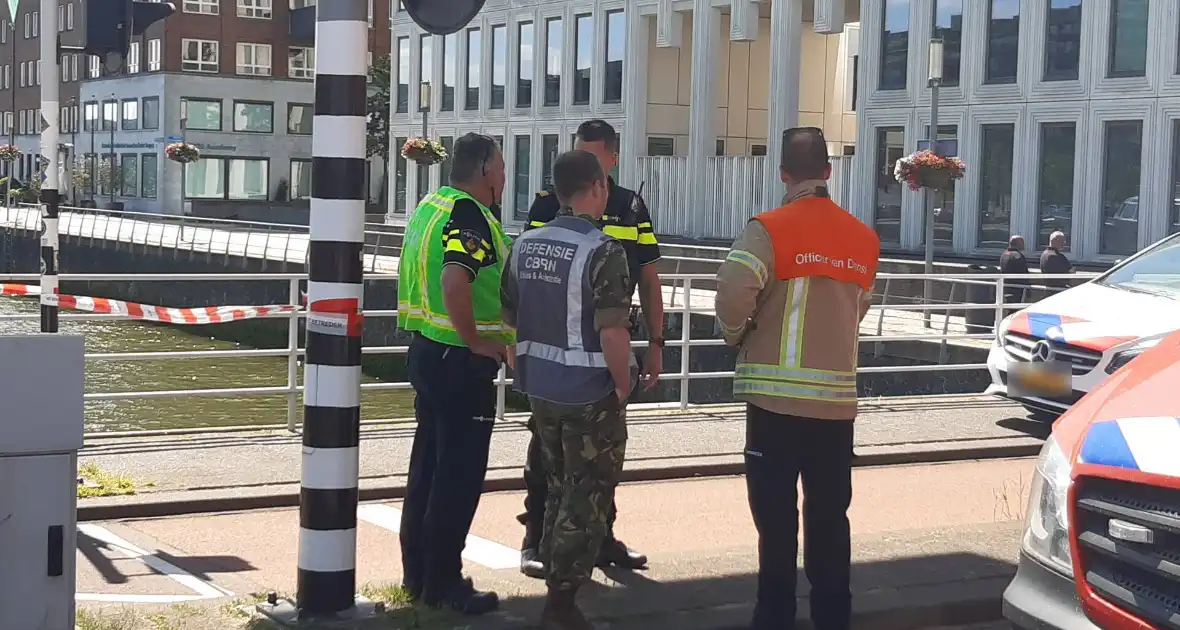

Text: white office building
xmin=388 ymin=0 xmax=862 ymax=237
xmin=853 ymin=0 xmax=1180 ymax=263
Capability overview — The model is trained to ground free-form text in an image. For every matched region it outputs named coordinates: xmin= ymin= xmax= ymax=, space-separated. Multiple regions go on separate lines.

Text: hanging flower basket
xmin=401 ymin=137 xmax=448 ymax=165
xmin=0 ymin=144 xmax=21 ymax=162
xmin=165 ymin=142 xmax=201 ymax=164
xmin=893 ymin=150 xmax=965 ymax=192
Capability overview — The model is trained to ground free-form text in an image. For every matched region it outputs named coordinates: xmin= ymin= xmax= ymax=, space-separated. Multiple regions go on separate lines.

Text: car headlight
xmin=1022 ymin=435 xmax=1074 ymax=576
xmin=1105 ymin=337 xmax=1162 ymax=374
xmin=995 ymin=313 xmax=1015 ymax=345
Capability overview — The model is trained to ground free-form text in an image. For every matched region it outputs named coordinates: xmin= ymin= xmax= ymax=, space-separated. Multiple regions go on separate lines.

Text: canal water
xmin=0 ymin=296 xmax=416 ymax=433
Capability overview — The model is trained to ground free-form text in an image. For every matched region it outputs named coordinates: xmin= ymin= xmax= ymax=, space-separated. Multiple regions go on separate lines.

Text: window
xmin=396 ymin=38 xmax=409 ymax=113
xmin=441 ymin=33 xmax=456 ymax=111
xmin=148 ymin=39 xmax=161 ymax=71
xmin=83 ymin=101 xmax=98 ymax=132
xmin=32 ymin=11 xmax=37 ymax=37
xmin=66 ymin=3 xmax=73 ymax=30
xmin=99 ymin=155 xmax=116 ymax=196
xmin=233 ymin=101 xmax=273 ymax=133
xmin=289 ymin=47 xmax=314 ymax=79
xmin=141 ymin=154 xmax=157 ymax=198
xmin=541 ymin=134 xmax=558 ymax=190
xmin=465 ymin=28 xmax=481 ymax=110
xmin=1109 ymin=0 xmax=1148 ymax=78
xmin=88 ymin=54 xmax=99 ymax=78
xmin=236 ymin=43 xmax=272 ymax=76
xmin=1045 ymin=0 xmax=1082 ymax=81
xmin=186 ymin=158 xmax=225 ymax=198
xmin=517 ymin=22 xmax=534 ymax=108
xmin=491 ymin=25 xmax=506 ymax=109
xmin=18 ymin=61 xmax=24 ymax=87
xmin=183 ymin=0 xmax=219 ymax=14
xmin=985 ymin=0 xmax=1019 ymax=84
xmin=604 ymin=11 xmax=624 ymax=104
xmin=182 ymin=98 xmax=221 ymax=131
xmin=873 ymin=127 xmax=904 ymax=244
xmin=850 ymin=55 xmax=859 ymax=110
xmin=121 ymin=99 xmax=139 ymax=130
xmin=934 ymin=0 xmax=962 ymax=87
xmin=573 ymin=14 xmax=592 ymax=105
xmin=182 ymin=39 xmax=219 ymax=72
xmin=1171 ymin=121 xmax=1180 ymax=235
xmin=290 ymin=159 xmax=312 ymax=199
xmin=439 ymin=136 xmax=454 ymax=184
xmin=238 ymin=0 xmax=272 ymax=18
xmin=127 ymin=41 xmax=140 ymax=74
xmin=287 ymin=103 xmax=312 ymax=135
xmin=1099 ymin=120 xmax=1143 ymax=256
xmin=22 ymin=13 xmax=28 ymax=38
xmin=418 ymin=35 xmax=432 ymax=111
xmin=121 ymin=154 xmax=138 ymax=197
xmin=101 ymin=100 xmax=117 ymax=131
xmin=751 ymin=144 xmax=768 ymax=156
xmin=230 ymin=159 xmax=269 ymax=199
xmin=394 ymin=135 xmax=407 ymax=212
xmin=880 ymin=0 xmax=909 ymax=90
xmin=647 ymin=137 xmax=674 ymax=155
xmin=513 ymin=135 xmax=531 ymax=218
xmin=977 ymin=124 xmax=1015 ymax=248
xmin=921 ymin=125 xmax=956 ymax=248
xmin=71 ymin=54 xmax=78 ymax=81
xmin=141 ymin=97 xmax=159 ymax=129
xmin=544 ymin=17 xmax=562 ymax=106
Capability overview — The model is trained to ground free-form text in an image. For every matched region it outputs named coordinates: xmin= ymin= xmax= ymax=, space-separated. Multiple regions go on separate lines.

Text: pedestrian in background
xmin=1000 ymin=234 xmax=1030 ymax=305
xmin=502 ymin=150 xmax=636 ymax=630
xmin=1039 ymin=231 xmax=1073 ymax=291
xmin=517 ymin=119 xmax=660 ymax=578
xmin=395 ymin=133 xmax=513 ymax=615
xmin=714 ymin=127 xmax=880 ymax=630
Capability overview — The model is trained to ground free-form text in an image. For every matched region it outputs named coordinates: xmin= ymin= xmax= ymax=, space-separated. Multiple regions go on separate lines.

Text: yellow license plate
xmin=1011 ymin=364 xmax=1071 ymax=397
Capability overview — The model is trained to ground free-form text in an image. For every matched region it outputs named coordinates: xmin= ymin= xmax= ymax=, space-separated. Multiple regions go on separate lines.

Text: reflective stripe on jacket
xmin=715 ymin=195 xmax=881 ymax=420
xmin=396 ymin=186 xmax=514 ymax=347
xmin=510 ymin=216 xmax=628 ymax=405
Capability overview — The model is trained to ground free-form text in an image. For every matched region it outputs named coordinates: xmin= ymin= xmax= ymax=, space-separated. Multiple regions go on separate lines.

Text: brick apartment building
xmin=56 ymin=0 xmax=393 ymax=214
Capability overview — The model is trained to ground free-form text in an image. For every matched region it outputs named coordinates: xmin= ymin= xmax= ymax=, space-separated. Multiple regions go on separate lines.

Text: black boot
xmin=422 ymin=577 xmax=499 ymax=615
xmin=520 ymin=546 xmax=546 ymax=579
xmin=596 ymin=538 xmax=648 ymax=569
xmin=540 ymin=585 xmax=592 ymax=630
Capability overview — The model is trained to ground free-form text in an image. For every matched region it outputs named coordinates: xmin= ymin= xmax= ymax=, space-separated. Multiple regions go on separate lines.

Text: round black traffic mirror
xmin=402 ymin=0 xmax=488 ymax=35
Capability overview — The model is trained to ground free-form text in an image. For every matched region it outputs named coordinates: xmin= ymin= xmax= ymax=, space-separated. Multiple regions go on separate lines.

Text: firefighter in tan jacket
xmin=714 ymin=128 xmax=880 ymax=630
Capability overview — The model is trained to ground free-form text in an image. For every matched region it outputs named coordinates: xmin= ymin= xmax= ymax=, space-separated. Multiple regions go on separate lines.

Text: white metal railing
xmin=635 ymin=155 xmax=854 ymax=241
xmin=0 ymin=270 xmax=1098 ymax=438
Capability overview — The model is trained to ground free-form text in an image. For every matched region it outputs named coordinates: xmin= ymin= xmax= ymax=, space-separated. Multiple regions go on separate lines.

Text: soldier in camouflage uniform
xmin=501 ymin=150 xmax=636 ymax=630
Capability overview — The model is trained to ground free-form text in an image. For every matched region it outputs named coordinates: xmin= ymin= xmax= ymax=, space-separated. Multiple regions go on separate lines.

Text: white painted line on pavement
xmin=357 ymin=503 xmax=522 ymax=570
xmin=76 ymin=593 xmax=210 ymax=603
xmin=76 ymin=524 xmax=234 ymax=602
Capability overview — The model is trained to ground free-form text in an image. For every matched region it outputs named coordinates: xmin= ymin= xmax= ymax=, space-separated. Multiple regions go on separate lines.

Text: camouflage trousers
xmin=530 ymin=392 xmax=628 ymax=589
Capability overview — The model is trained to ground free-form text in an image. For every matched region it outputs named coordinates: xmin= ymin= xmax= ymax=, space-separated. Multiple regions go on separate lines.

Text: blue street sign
xmin=41 ymin=172 xmax=46 ymax=182
xmin=167 ymin=136 xmax=183 ymax=142
xmin=916 ymin=139 xmax=958 ymax=157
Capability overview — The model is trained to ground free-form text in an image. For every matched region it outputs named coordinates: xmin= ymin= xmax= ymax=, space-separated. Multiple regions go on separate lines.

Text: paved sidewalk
xmin=76 ymin=457 xmax=1035 ymax=629
xmin=76 ymin=395 xmax=1044 ymax=518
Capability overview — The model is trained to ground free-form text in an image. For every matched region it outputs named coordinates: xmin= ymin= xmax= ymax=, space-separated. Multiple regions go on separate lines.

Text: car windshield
xmin=1097 ymin=233 xmax=1180 ymax=298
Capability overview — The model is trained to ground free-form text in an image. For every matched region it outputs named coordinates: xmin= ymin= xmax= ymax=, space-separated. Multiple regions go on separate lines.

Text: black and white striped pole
xmin=39 ymin=0 xmax=59 ymax=333
xmin=257 ymin=0 xmax=375 ymax=622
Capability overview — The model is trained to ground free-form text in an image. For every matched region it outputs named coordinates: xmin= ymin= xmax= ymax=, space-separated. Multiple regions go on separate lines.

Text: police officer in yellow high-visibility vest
xmin=397 ymin=133 xmax=513 ymax=616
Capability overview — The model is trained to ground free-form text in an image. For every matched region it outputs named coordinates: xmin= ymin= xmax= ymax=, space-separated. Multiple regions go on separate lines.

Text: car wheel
xmin=1023 ymin=405 xmax=1059 ymax=422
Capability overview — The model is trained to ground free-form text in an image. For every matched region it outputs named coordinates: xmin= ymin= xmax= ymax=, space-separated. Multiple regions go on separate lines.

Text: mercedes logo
xmin=1031 ymin=340 xmax=1054 ymax=363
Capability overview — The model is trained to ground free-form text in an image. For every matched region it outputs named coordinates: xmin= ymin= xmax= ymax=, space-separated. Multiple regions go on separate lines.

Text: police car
xmin=985 ymin=231 xmax=1180 ymax=419
xmin=1003 ymin=327 xmax=1180 ymax=630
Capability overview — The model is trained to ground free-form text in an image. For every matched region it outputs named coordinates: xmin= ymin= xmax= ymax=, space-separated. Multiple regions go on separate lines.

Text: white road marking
xmin=357 ymin=503 xmax=522 ymax=570
xmin=76 ymin=524 xmax=233 ymax=603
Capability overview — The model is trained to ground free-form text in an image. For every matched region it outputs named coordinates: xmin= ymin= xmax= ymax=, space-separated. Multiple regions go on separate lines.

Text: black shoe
xmin=423 ymin=577 xmax=499 ymax=615
xmin=520 ymin=547 xmax=546 ymax=580
xmin=596 ymin=538 xmax=648 ymax=569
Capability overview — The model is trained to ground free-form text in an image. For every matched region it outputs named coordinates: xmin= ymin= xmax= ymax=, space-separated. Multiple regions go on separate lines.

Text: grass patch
xmin=77 ymin=462 xmax=140 ymax=499
xmin=76 ymin=584 xmax=462 ymax=630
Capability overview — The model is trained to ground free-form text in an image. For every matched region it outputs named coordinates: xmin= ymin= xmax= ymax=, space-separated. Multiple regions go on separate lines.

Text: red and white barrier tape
xmin=0 ymin=283 xmax=299 ymax=324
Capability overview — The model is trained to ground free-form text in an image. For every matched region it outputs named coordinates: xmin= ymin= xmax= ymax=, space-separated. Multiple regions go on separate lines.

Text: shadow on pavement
xmin=996 ymin=416 xmax=1053 ymax=441
xmin=152 ymin=549 xmax=256 ymax=582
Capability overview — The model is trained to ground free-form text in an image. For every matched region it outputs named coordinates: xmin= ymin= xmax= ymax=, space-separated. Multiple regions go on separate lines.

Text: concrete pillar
xmin=763 ymin=0 xmax=803 ymax=206
xmin=623 ymin=11 xmax=649 ymax=189
xmin=686 ymin=0 xmax=719 ymax=221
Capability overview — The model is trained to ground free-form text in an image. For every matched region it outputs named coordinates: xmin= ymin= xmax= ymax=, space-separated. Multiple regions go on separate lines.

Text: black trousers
xmin=522 ymin=414 xmax=618 ymax=550
xmin=745 ymin=404 xmax=854 ymax=630
xmin=400 ymin=334 xmax=498 ymax=595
